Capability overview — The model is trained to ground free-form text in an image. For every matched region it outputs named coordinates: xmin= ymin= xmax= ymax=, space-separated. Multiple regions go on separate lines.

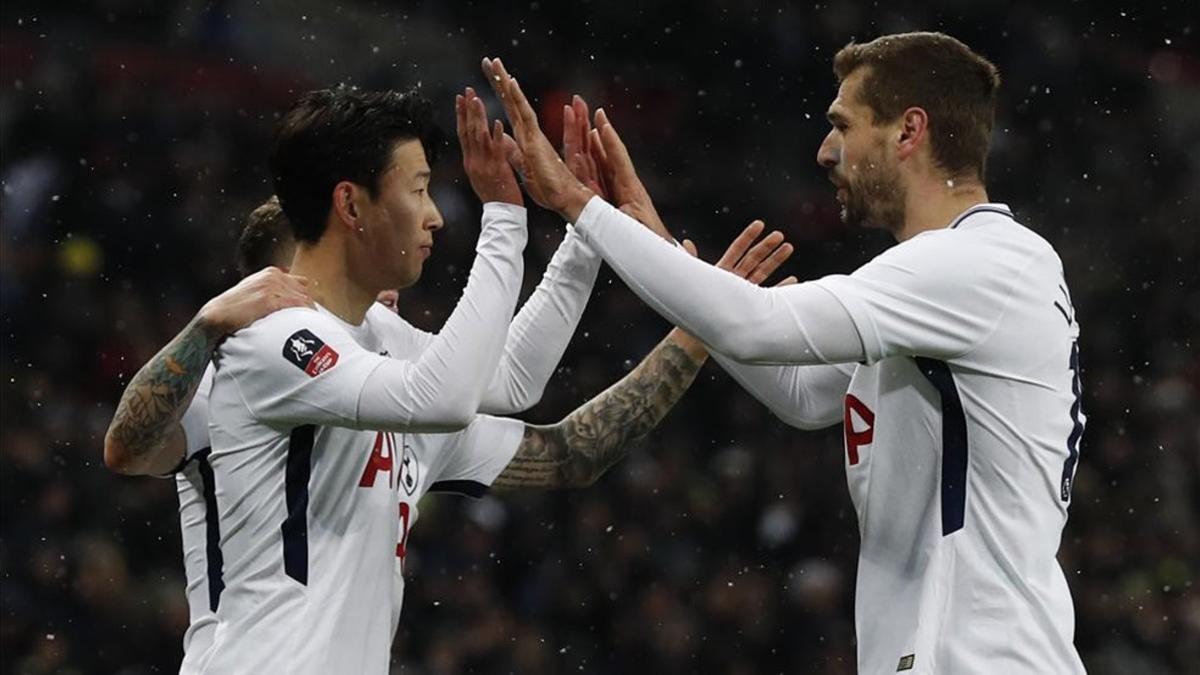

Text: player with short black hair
xmin=270 ymin=85 xmax=445 ymax=245
xmin=191 ymin=81 xmax=793 ymax=674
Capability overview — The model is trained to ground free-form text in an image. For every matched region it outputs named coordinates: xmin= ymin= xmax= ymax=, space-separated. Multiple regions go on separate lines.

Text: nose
xmin=426 ymin=201 xmax=444 ymax=231
xmin=817 ymin=130 xmax=839 ymax=170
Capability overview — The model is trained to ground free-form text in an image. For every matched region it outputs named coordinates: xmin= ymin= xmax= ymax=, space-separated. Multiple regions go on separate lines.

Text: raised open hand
xmin=668 ymin=219 xmax=797 ymax=358
xmin=481 ymin=57 xmax=594 ymax=220
xmin=682 ymin=220 xmax=798 ymax=287
xmin=563 ymin=95 xmax=606 ymax=199
xmin=456 ymin=86 xmax=522 ymax=206
xmin=587 ymin=108 xmax=673 ymax=241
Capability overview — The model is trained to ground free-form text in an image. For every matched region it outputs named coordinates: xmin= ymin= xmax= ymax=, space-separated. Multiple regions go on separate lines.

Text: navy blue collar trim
xmin=948 ymin=204 xmax=1014 ymax=229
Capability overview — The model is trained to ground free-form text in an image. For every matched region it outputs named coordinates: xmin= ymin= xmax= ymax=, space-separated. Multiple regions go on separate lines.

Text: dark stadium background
xmin=1 ymin=1 xmax=1196 ymax=673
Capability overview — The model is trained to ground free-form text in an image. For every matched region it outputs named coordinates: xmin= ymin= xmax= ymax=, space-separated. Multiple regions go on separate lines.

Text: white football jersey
xmin=174 ymin=364 xmax=219 ymax=674
xmin=196 ymin=303 xmax=523 ymax=675
xmin=811 ymin=204 xmax=1087 ymax=674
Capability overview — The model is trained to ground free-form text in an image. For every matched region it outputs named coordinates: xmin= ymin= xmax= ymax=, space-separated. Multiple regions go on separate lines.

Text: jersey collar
xmin=947 ymin=203 xmax=1014 ymax=229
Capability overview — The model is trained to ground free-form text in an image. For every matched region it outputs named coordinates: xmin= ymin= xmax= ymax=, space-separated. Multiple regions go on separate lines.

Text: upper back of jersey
xmin=812 ymin=205 xmax=1087 ymax=674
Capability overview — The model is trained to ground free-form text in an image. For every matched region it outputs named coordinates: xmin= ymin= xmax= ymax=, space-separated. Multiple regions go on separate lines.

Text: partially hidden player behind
xmin=485 ymin=31 xmax=1086 ymax=674
xmin=187 ymin=85 xmax=792 ymax=674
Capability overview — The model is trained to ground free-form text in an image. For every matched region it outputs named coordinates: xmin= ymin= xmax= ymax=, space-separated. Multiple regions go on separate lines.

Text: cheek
xmin=379 ymin=198 xmax=420 ymax=240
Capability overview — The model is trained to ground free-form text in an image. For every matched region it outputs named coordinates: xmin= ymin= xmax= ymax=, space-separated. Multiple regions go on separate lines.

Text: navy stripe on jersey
xmin=428 ymin=480 xmax=488 ymax=498
xmin=948 ymin=205 xmax=1014 ymax=229
xmin=914 ymin=358 xmax=969 ymax=536
xmin=193 ymin=447 xmax=225 ymax=611
xmin=1061 ymin=342 xmax=1084 ymax=501
xmin=282 ymin=425 xmax=316 ymax=584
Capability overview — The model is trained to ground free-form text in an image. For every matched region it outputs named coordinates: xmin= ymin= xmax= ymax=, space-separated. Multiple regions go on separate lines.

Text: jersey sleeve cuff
xmin=481 ymin=201 xmax=527 ymax=220
xmin=479 ymin=416 xmax=525 ymax=488
xmin=570 ymin=195 xmax=614 ymax=243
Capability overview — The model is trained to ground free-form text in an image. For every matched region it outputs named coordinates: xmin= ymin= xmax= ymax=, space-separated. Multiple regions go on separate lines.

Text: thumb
xmin=681 ymin=239 xmax=698 ymax=257
xmin=774 ymin=275 xmax=799 ymax=287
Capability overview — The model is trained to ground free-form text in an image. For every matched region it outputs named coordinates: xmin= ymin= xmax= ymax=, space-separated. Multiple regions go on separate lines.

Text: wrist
xmin=558 ymin=185 xmax=596 ymax=224
xmin=480 ymin=188 xmax=524 ymax=207
xmin=666 ymin=328 xmax=710 ymax=363
xmin=194 ymin=302 xmax=233 ymax=343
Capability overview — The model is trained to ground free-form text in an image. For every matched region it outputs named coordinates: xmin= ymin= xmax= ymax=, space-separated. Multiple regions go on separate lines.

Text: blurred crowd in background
xmin=1 ymin=1 xmax=1197 ymax=673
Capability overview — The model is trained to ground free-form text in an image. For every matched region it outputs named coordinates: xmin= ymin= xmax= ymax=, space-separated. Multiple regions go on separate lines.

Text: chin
xmin=395 ymin=268 xmax=421 ymax=290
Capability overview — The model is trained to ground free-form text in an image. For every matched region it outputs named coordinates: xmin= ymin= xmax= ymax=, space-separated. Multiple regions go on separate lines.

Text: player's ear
xmin=331 ymin=181 xmax=362 ymax=230
xmin=896 ymin=107 xmax=928 ymax=161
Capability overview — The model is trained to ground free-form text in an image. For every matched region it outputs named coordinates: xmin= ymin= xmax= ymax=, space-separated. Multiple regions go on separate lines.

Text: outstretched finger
xmin=467 ymin=95 xmax=492 ymax=155
xmin=595 ymin=110 xmax=632 ymax=175
xmin=507 ymin=75 xmax=540 ymax=134
xmin=588 ymin=128 xmax=612 ymax=194
xmin=774 ymin=275 xmax=799 ymax=287
xmin=482 ymin=58 xmax=524 ymax=134
xmin=680 ymin=239 xmax=699 ymax=258
xmin=485 ymin=58 xmax=537 ymax=133
xmin=454 ymin=94 xmax=469 ymax=151
xmin=714 ymin=220 xmax=766 ymax=271
xmin=573 ymin=95 xmax=592 ymax=154
xmin=747 ymin=242 xmax=794 ymax=285
xmin=733 ymin=230 xmax=786 ymax=278
xmin=562 ymin=103 xmax=578 ymax=158
xmin=490 ymin=119 xmax=506 ymax=150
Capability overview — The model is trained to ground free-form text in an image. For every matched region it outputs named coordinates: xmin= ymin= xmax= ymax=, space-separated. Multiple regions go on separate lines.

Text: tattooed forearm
xmin=493 ymin=335 xmax=706 ymax=490
xmin=104 ymin=315 xmax=219 ymax=474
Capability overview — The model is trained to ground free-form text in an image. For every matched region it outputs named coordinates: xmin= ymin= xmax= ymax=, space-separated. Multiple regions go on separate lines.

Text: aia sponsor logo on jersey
xmin=282 ymin=329 xmax=339 ymax=377
xmin=359 ymin=432 xmax=420 ymax=497
xmin=843 ymin=394 xmax=875 ymax=466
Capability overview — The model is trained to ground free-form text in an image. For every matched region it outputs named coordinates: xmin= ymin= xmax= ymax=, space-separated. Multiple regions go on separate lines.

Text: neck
xmin=896 ymin=176 xmax=989 ymax=241
xmin=289 ymin=236 xmax=376 ymax=326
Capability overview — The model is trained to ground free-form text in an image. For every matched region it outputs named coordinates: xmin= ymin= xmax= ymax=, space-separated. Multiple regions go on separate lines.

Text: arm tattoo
xmin=107 ymin=315 xmax=218 ymax=465
xmin=493 ymin=337 xmax=704 ymax=490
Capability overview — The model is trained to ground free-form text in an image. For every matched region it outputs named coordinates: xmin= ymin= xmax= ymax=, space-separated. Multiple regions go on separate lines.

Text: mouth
xmin=828 ymin=175 xmax=847 ymax=199
xmin=419 ymin=244 xmax=433 ymax=258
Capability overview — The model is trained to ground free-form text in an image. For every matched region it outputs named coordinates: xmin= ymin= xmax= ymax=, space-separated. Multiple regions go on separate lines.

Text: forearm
xmin=104 ymin=315 xmax=218 ymax=474
xmin=713 ymin=354 xmax=852 ymax=430
xmin=492 ymin=332 xmax=705 ymax=491
xmin=478 ymin=225 xmax=602 ymax=414
xmin=573 ymin=197 xmax=865 ymax=365
xmin=361 ymin=204 xmax=527 ymax=429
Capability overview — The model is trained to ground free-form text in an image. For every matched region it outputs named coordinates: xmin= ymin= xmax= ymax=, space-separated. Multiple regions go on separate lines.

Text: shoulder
xmin=862 ymin=218 xmax=1049 ymax=287
xmin=363 ymin=303 xmax=415 ymax=334
xmin=364 ymin=303 xmax=433 ymax=353
xmin=218 ymin=307 xmax=357 ymax=374
xmin=230 ymin=307 xmax=354 ymax=346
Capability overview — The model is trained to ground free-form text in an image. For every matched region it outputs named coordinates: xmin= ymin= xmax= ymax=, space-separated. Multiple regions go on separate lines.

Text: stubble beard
xmin=841 ymin=156 xmax=905 ymax=235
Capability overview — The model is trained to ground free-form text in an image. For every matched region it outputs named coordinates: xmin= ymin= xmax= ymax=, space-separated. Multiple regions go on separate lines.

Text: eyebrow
xmin=414 ymin=170 xmax=431 ymax=181
xmin=826 ymin=109 xmax=849 ymax=125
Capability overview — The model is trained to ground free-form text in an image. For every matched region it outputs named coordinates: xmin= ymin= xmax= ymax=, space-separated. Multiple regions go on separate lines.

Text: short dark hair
xmin=270 ymin=85 xmax=443 ymax=243
xmin=236 ymin=196 xmax=295 ymax=277
xmin=833 ymin=32 xmax=1001 ymax=180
